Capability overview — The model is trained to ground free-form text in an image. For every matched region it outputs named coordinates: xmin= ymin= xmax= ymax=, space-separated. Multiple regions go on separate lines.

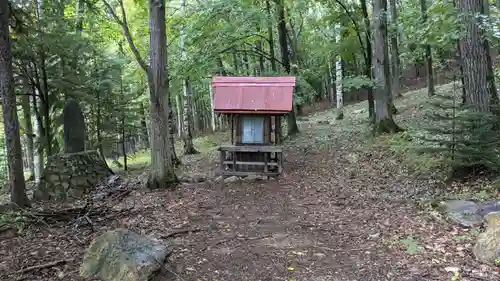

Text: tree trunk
xmin=389 ymin=0 xmax=401 ymax=99
xmin=459 ymin=0 xmax=497 ymax=110
xmin=72 ymin=0 xmax=84 ymax=72
xmin=181 ymin=79 xmax=198 ymax=154
xmin=209 ymin=81 xmax=216 ymax=132
xmin=139 ymin=101 xmax=150 ymax=149
xmin=266 ymin=0 xmax=277 ymax=72
xmin=21 ymin=76 xmax=35 ymax=178
xmin=276 ymin=0 xmax=298 ymax=136
xmin=327 ymin=60 xmax=335 ymax=105
xmin=335 ymin=24 xmax=344 ymax=120
xmin=372 ymin=0 xmax=401 ymax=134
xmin=96 ymin=88 xmax=104 ymax=158
xmin=232 ymin=50 xmax=239 ymax=74
xmin=457 ymin=43 xmax=467 ymax=105
xmin=216 ymin=56 xmax=226 ymax=75
xmin=32 ymin=88 xmax=44 ymax=183
xmin=147 ymin=0 xmax=178 ymax=188
xmin=0 ymin=2 xmax=29 ymax=207
xmin=360 ymin=0 xmax=375 ymax=122
xmin=168 ymin=97 xmax=180 ymax=166
xmin=458 ymin=0 xmax=497 ymax=112
xmin=420 ymin=0 xmax=435 ymax=97
xmin=121 ymin=126 xmax=127 ymax=171
xmin=120 ymin=79 xmax=128 ymax=171
xmin=288 ymin=66 xmax=300 ymax=135
xmin=243 ymin=48 xmax=250 ymax=75
xmin=180 ymin=0 xmax=197 ymax=155
xmin=256 ymin=27 xmax=265 ymax=74
xmin=35 ymin=0 xmax=52 ymax=156
xmin=175 ymin=94 xmax=183 ymax=137
xmin=276 ymin=0 xmax=290 ymax=74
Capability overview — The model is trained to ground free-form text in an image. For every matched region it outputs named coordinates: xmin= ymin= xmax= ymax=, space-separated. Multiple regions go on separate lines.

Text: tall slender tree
xmin=180 ymin=0 xmax=198 ymax=155
xmin=266 ymin=0 xmax=277 ymax=72
xmin=420 ymin=0 xmax=435 ymax=97
xmin=0 ymin=0 xmax=30 ymax=207
xmin=276 ymin=0 xmax=299 ymax=135
xmin=334 ymin=24 xmax=344 ymax=120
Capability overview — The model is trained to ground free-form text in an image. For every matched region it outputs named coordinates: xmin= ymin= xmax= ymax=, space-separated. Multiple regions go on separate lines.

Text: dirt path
xmin=1 ymin=104 xmax=497 ymax=281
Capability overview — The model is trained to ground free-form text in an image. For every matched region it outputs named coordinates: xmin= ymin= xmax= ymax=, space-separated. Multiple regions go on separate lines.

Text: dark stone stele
xmin=63 ymin=99 xmax=86 ymax=153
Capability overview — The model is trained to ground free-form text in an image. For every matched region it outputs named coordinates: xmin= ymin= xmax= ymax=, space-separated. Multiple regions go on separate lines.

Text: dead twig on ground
xmin=236 ymin=234 xmax=271 ymax=241
xmin=201 ymin=236 xmax=234 ymax=251
xmin=15 ymin=259 xmax=72 ymax=274
xmin=161 ymin=228 xmax=202 ymax=239
xmin=108 ymin=189 xmax=132 ymax=203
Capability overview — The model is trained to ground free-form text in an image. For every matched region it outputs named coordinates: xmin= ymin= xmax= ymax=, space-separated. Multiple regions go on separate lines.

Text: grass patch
xmin=377 ymin=131 xmax=441 ymax=173
xmin=107 ymin=131 xmax=230 ymax=173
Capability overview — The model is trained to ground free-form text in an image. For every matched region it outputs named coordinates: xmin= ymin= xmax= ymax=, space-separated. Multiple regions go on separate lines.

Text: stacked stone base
xmin=34 ymin=150 xmax=113 ymax=201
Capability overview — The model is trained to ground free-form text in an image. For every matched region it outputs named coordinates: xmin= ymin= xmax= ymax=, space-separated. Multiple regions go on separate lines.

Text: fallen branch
xmin=161 ymin=228 xmax=202 ymax=239
xmin=201 ymin=238 xmax=232 ymax=251
xmin=16 ymin=259 xmax=72 ymax=274
xmin=236 ymin=234 xmax=271 ymax=241
xmin=108 ymin=189 xmax=132 ymax=202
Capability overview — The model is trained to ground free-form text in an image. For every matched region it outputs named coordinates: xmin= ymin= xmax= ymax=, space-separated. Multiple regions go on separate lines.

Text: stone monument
xmin=33 ymin=100 xmax=113 ymax=201
xmin=63 ymin=99 xmax=86 ymax=153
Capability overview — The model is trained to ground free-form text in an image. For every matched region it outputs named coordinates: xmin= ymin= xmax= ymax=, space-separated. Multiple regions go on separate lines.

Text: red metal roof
xmin=212 ymin=76 xmax=296 ymax=114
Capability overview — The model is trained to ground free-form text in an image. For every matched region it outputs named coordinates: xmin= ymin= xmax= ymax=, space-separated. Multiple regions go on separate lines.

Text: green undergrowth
xmin=0 ymin=211 xmax=30 ymax=233
xmin=377 ymin=131 xmax=442 ymax=173
xmin=107 ymin=131 xmax=229 ymax=173
xmin=372 ymin=83 xmax=459 ymax=177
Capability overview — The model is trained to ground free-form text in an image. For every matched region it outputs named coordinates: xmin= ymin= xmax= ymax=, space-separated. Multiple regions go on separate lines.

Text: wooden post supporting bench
xmin=218 ymin=145 xmax=284 ymax=177
xmin=211 ymin=76 xmax=296 ymax=179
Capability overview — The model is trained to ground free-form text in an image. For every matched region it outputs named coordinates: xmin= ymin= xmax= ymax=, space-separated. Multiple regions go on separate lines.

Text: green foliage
xmin=0 ymin=211 xmax=30 ymax=233
xmin=399 ymin=235 xmax=421 ymax=255
xmin=416 ymin=91 xmax=500 ymax=179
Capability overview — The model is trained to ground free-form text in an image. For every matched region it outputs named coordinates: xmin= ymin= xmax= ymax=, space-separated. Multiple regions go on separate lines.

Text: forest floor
xmin=1 ymin=83 xmax=499 ymax=281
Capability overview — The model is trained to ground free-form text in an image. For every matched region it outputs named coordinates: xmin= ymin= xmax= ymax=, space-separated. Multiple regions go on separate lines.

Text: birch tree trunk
xmin=372 ymin=0 xmax=401 ymax=134
xmin=0 ymin=1 xmax=29 ymax=207
xmin=21 ymin=77 xmax=35 ymax=178
xmin=458 ymin=0 xmax=497 ymax=112
xmin=334 ymin=24 xmax=344 ymax=120
xmin=209 ymin=82 xmax=216 ymax=132
xmin=32 ymin=88 xmax=44 ymax=183
xmin=180 ymin=0 xmax=198 ymax=154
xmin=175 ymin=94 xmax=183 ymax=137
xmin=327 ymin=60 xmax=334 ymax=105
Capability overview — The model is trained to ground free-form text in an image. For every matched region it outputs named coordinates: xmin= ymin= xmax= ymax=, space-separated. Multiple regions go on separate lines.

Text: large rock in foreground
xmin=80 ymin=229 xmax=171 ymax=281
xmin=440 ymin=200 xmax=483 ymax=227
xmin=473 ymin=212 xmax=500 ymax=265
xmin=34 ymin=150 xmax=113 ymax=201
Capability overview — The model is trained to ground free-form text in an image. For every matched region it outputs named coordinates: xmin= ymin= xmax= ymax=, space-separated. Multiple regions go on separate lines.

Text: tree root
xmin=16 ymin=259 xmax=72 ymax=274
